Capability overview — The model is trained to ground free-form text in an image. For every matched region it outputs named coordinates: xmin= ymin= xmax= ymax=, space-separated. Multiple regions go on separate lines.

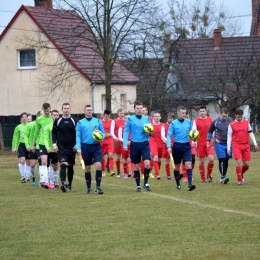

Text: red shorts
xmin=122 ymin=146 xmax=130 ymax=159
xmin=197 ymin=145 xmax=214 ymax=158
xmin=101 ymin=142 xmax=114 ymax=155
xmin=150 ymin=144 xmax=163 ymax=158
xmin=232 ymin=143 xmax=251 ymax=161
xmin=162 ymin=142 xmax=172 ymax=159
xmin=114 ymin=141 xmax=122 ymax=155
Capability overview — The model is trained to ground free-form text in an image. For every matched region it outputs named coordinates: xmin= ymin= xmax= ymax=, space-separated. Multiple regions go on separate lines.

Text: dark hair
xmin=62 ymin=103 xmax=70 ymax=108
xmin=177 ymin=106 xmax=186 ymax=112
xmin=199 ymin=106 xmax=207 ymax=110
xmin=27 ymin=113 xmax=31 ymax=117
xmin=42 ymin=103 xmax=51 ymax=110
xmin=134 ymin=101 xmax=143 ymax=108
xmin=235 ymin=108 xmax=243 ymax=116
xmin=167 ymin=112 xmax=175 ymax=118
xmin=104 ymin=109 xmax=110 ymax=115
xmin=84 ymin=105 xmax=91 ymax=108
xmin=220 ymin=107 xmax=229 ymax=114
xmin=20 ymin=112 xmax=27 ymax=119
xmin=52 ymin=109 xmax=59 ymax=114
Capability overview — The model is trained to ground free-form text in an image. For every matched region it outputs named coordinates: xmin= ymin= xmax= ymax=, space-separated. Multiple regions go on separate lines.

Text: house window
xmin=18 ymin=49 xmax=36 ymax=69
xmin=101 ymin=94 xmax=106 ymax=110
xmin=120 ymin=94 xmax=127 ymax=110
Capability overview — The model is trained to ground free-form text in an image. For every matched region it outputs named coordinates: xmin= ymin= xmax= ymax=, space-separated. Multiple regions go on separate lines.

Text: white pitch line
xmin=74 ymin=175 xmax=260 ymax=219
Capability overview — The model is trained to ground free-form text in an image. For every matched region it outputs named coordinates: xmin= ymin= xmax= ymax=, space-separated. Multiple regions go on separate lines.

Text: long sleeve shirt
xmin=76 ymin=117 xmax=105 ymax=150
xmin=12 ymin=123 xmax=29 ymax=150
xmin=33 ymin=115 xmax=53 ymax=146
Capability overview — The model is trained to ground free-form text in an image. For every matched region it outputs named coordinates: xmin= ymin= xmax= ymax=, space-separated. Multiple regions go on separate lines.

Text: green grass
xmin=0 ymin=153 xmax=260 ymax=259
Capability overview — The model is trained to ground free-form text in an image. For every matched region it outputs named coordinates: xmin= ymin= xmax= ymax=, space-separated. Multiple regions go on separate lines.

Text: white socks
xmin=18 ymin=163 xmax=26 ymax=178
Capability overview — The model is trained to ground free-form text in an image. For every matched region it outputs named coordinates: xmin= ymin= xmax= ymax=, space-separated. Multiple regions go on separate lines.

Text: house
xmin=0 ymin=0 xmax=138 ymax=116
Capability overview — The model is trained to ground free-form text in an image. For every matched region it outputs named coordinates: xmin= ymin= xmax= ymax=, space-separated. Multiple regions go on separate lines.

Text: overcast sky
xmin=0 ymin=0 xmax=252 ymax=35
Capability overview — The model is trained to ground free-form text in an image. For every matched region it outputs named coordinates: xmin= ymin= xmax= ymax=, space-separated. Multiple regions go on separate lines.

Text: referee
xmin=167 ymin=106 xmax=196 ymax=191
xmin=52 ymin=103 xmax=78 ymax=192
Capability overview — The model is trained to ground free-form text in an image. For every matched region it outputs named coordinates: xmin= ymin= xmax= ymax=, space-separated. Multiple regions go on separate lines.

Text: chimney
xmin=214 ymin=29 xmax=221 ymax=50
xmin=250 ymin=0 xmax=260 ymax=35
xmin=34 ymin=0 xmax=52 ymax=8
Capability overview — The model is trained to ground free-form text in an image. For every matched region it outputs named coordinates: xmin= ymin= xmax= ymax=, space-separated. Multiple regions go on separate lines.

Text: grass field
xmin=1 ymin=153 xmax=260 ymax=260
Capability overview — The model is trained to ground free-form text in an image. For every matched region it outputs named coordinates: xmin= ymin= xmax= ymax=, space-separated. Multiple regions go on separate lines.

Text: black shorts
xmin=17 ymin=143 xmax=29 ymax=159
xmin=130 ymin=141 xmax=150 ymax=164
xmin=28 ymin=151 xmax=38 ymax=160
xmin=48 ymin=152 xmax=59 ymax=164
xmin=39 ymin=145 xmax=48 ymax=156
xmin=58 ymin=148 xmax=76 ymax=165
xmin=81 ymin=143 xmax=102 ymax=165
xmin=36 ymin=149 xmax=42 ymax=165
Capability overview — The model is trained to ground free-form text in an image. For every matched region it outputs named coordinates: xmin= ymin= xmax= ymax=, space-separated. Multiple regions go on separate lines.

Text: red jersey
xmin=194 ymin=117 xmax=213 ymax=145
xmin=229 ymin=120 xmax=249 ymax=144
xmin=101 ymin=118 xmax=113 ymax=145
xmin=150 ymin=122 xmax=164 ymax=147
xmin=111 ymin=118 xmax=125 ymax=139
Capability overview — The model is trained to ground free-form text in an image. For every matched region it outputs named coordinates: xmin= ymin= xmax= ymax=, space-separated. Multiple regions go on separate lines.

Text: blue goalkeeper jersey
xmin=167 ymin=118 xmax=192 ymax=148
xmin=123 ymin=115 xmax=150 ymax=148
xmin=76 ymin=117 xmax=105 ymax=149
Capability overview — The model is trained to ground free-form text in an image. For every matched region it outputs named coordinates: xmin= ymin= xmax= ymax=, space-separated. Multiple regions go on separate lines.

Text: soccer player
xmin=123 ymin=101 xmax=152 ymax=192
xmin=43 ymin=109 xmax=60 ymax=189
xmin=161 ymin=112 xmax=175 ymax=179
xmin=111 ymin=108 xmax=125 ymax=177
xmin=227 ymin=108 xmax=259 ymax=185
xmin=76 ymin=105 xmax=106 ymax=194
xmin=193 ymin=106 xmax=214 ymax=183
xmin=32 ymin=103 xmax=53 ymax=187
xmin=150 ymin=111 xmax=164 ymax=179
xmin=52 ymin=103 xmax=78 ymax=192
xmin=207 ymin=108 xmax=233 ymax=184
xmin=167 ymin=106 xmax=196 ymax=191
xmin=100 ymin=110 xmax=115 ymax=176
xmin=12 ymin=112 xmax=29 ymax=183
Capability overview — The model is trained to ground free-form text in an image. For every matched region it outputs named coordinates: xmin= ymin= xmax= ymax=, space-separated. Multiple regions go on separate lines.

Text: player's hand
xmin=47 ymin=148 xmax=51 ymax=153
xmin=77 ymin=150 xmax=82 ymax=156
xmin=227 ymin=149 xmax=231 ymax=156
xmin=32 ymin=145 xmax=36 ymax=153
xmin=192 ymin=141 xmax=197 ymax=148
xmin=12 ymin=150 xmax=17 ymax=154
xmin=206 ymin=141 xmax=210 ymax=149
xmin=127 ymin=141 xmax=131 ymax=145
xmin=53 ymin=144 xmax=58 ymax=153
xmin=26 ymin=147 xmax=31 ymax=152
xmin=123 ymin=147 xmax=128 ymax=151
xmin=255 ymin=145 xmax=259 ymax=151
xmin=167 ymin=148 xmax=172 ymax=153
xmin=114 ymin=137 xmax=119 ymax=142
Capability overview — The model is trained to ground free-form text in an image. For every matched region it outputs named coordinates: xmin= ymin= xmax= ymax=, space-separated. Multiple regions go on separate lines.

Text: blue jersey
xmin=76 ymin=117 xmax=105 ymax=149
xmin=167 ymin=118 xmax=192 ymax=148
xmin=123 ymin=115 xmax=150 ymax=148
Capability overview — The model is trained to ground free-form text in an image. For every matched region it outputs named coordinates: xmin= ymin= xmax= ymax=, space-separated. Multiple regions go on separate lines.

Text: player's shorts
xmin=58 ymin=148 xmax=76 ymax=165
xmin=130 ymin=141 xmax=150 ymax=164
xmin=48 ymin=152 xmax=59 ymax=164
xmin=81 ymin=143 xmax=102 ymax=165
xmin=197 ymin=144 xmax=214 ymax=158
xmin=28 ymin=151 xmax=37 ymax=160
xmin=232 ymin=143 xmax=250 ymax=161
xmin=114 ymin=141 xmax=122 ymax=155
xmin=122 ymin=146 xmax=130 ymax=159
xmin=17 ymin=143 xmax=29 ymax=159
xmin=101 ymin=142 xmax=114 ymax=155
xmin=39 ymin=145 xmax=48 ymax=156
xmin=215 ymin=142 xmax=232 ymax=159
xmin=172 ymin=142 xmax=192 ymax=165
xmin=36 ymin=149 xmax=42 ymax=165
xmin=150 ymin=144 xmax=163 ymax=158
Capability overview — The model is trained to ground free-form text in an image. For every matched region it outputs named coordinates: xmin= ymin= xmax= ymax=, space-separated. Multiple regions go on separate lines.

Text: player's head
xmin=134 ymin=101 xmax=143 ymax=116
xmin=62 ymin=103 xmax=71 ymax=117
xmin=84 ymin=105 xmax=93 ymax=118
xmin=177 ymin=106 xmax=186 ymax=120
xmin=27 ymin=113 xmax=32 ymax=122
xmin=234 ymin=108 xmax=244 ymax=122
xmin=104 ymin=109 xmax=110 ymax=120
xmin=20 ymin=112 xmax=28 ymax=123
xmin=99 ymin=110 xmax=104 ymax=119
xmin=42 ymin=103 xmax=51 ymax=117
xmin=153 ymin=111 xmax=161 ymax=123
xmin=198 ymin=106 xmax=207 ymax=118
xmin=220 ymin=107 xmax=229 ymax=121
xmin=142 ymin=105 xmax=149 ymax=116
xmin=36 ymin=110 xmax=43 ymax=118
xmin=51 ymin=109 xmax=59 ymax=122
xmin=117 ymin=108 xmax=125 ymax=119
xmin=167 ymin=112 xmax=175 ymax=123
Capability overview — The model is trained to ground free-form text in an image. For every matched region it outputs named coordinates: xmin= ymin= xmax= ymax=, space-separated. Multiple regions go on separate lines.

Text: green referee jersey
xmin=33 ymin=115 xmax=53 ymax=146
xmin=12 ymin=123 xmax=29 ymax=150
xmin=43 ymin=122 xmax=54 ymax=152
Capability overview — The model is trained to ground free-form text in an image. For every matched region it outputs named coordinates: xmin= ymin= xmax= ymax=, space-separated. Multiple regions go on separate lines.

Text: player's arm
xmin=32 ymin=118 xmax=40 ymax=147
xmin=118 ymin=126 xmax=123 ymax=142
xmin=43 ymin=125 xmax=51 ymax=152
xmin=192 ymin=120 xmax=197 ymax=131
xmin=161 ymin=125 xmax=166 ymax=143
xmin=207 ymin=121 xmax=216 ymax=141
xmin=248 ymin=123 xmax=259 ymax=150
xmin=12 ymin=126 xmax=19 ymax=152
xmin=52 ymin=119 xmax=59 ymax=152
xmin=123 ymin=119 xmax=130 ymax=149
xmin=98 ymin=120 xmax=106 ymax=140
xmin=76 ymin=122 xmax=83 ymax=154
xmin=110 ymin=120 xmax=118 ymax=141
xmin=23 ymin=125 xmax=30 ymax=149
xmin=166 ymin=123 xmax=174 ymax=151
xmin=227 ymin=124 xmax=232 ymax=154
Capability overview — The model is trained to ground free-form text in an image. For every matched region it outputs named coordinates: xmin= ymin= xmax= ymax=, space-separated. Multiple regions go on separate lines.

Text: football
xmin=189 ymin=130 xmax=199 ymax=141
xmin=92 ymin=130 xmax=103 ymax=142
xmin=143 ymin=123 xmax=154 ymax=135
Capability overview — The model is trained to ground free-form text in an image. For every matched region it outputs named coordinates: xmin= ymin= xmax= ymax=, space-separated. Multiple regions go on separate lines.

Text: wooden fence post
xmin=0 ymin=124 xmax=5 ymax=155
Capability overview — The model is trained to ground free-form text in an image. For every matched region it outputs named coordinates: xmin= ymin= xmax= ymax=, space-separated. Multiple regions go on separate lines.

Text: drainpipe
xmin=91 ymin=81 xmax=96 ymax=113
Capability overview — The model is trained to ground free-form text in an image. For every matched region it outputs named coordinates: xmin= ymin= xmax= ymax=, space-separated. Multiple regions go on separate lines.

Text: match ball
xmin=143 ymin=123 xmax=154 ymax=135
xmin=189 ymin=130 xmax=199 ymax=141
xmin=92 ymin=130 xmax=103 ymax=142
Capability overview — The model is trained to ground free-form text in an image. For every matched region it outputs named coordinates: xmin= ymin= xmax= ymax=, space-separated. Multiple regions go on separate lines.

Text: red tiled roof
xmin=0 ymin=5 xmax=139 ymax=84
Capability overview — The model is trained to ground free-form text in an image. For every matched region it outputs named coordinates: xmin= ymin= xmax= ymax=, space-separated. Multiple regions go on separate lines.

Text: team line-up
xmin=11 ymin=101 xmax=259 ymax=194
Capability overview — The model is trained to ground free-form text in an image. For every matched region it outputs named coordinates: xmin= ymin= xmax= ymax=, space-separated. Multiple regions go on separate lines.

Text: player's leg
xmin=183 ymin=144 xmax=196 ymax=191
xmin=92 ymin=144 xmax=103 ymax=194
xmin=67 ymin=150 xmax=76 ymax=191
xmin=39 ymin=145 xmax=49 ymax=187
xmin=172 ymin=143 xmax=184 ymax=189
xmin=17 ymin=144 xmax=27 ymax=183
xmin=142 ymin=141 xmax=152 ymax=191
xmin=82 ymin=144 xmax=93 ymax=194
xmin=114 ymin=142 xmax=122 ymax=176
xmin=206 ymin=145 xmax=215 ymax=182
xmin=130 ymin=142 xmax=142 ymax=191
